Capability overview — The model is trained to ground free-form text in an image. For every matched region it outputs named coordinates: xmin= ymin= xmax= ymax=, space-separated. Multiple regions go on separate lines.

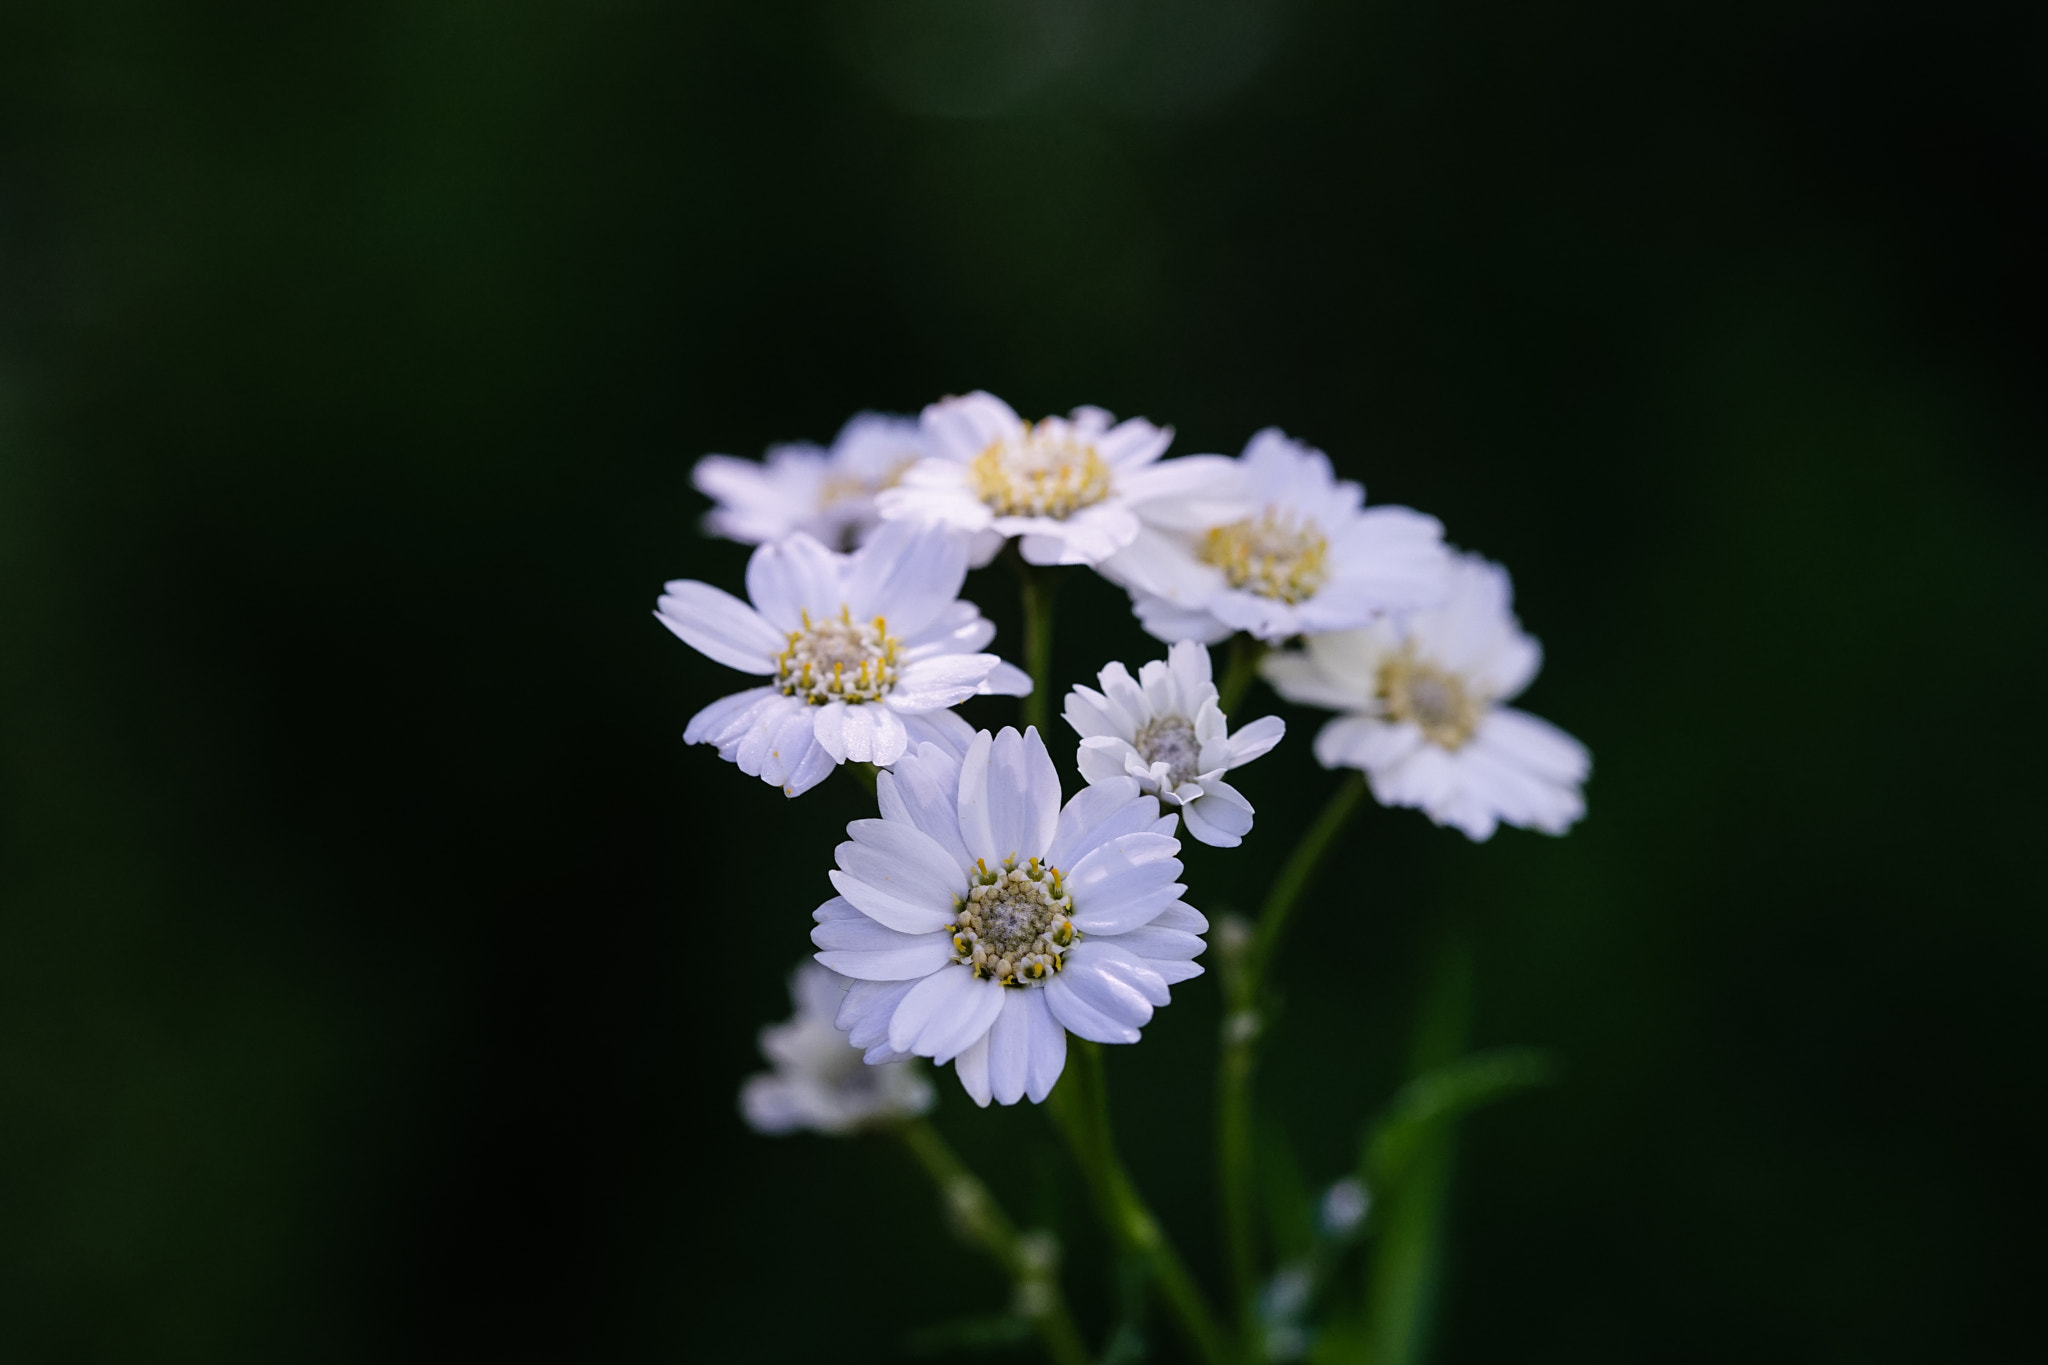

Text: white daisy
xmin=693 ymin=412 xmax=926 ymax=550
xmin=876 ymin=390 xmax=1243 ymax=568
xmin=1100 ymin=427 xmax=1453 ymax=644
xmin=1260 ymin=552 xmax=1589 ymax=841
xmin=1063 ymin=641 xmax=1286 ymax=848
xmin=655 ymin=519 xmax=1032 ymax=796
xmin=740 ymin=962 xmax=935 ymax=1135
xmin=813 ymin=727 xmax=1209 ymax=1107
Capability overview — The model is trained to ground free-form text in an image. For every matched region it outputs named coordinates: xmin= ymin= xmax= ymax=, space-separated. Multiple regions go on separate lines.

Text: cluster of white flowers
xmin=671 ymin=390 xmax=1589 ymax=1121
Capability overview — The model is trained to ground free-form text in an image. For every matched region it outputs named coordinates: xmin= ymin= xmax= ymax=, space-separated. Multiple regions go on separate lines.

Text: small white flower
xmin=693 ymin=412 xmax=926 ymax=550
xmin=1063 ymin=641 xmax=1286 ymax=849
xmin=1100 ymin=427 xmax=1453 ymax=644
xmin=813 ymin=727 xmax=1209 ymax=1106
xmin=1261 ymin=552 xmax=1589 ymax=841
xmin=655 ymin=519 xmax=1031 ymax=796
xmin=876 ymin=391 xmax=1242 ymax=568
xmin=740 ymin=962 xmax=935 ymax=1135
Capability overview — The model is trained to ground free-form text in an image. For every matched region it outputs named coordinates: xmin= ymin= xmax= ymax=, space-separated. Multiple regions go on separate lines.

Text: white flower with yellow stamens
xmin=815 ymin=727 xmax=1208 ymax=1106
xmin=1260 ymin=552 xmax=1589 ymax=841
xmin=740 ymin=962 xmax=935 ymax=1135
xmin=1100 ymin=428 xmax=1452 ymax=644
xmin=1064 ymin=641 xmax=1286 ymax=848
xmin=876 ymin=391 xmax=1243 ymax=568
xmin=693 ymin=412 xmax=926 ymax=551
xmin=655 ymin=520 xmax=1031 ymax=796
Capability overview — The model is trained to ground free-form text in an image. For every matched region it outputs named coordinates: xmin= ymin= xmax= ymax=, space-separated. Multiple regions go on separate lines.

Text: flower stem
xmin=1217 ymin=771 xmax=1368 ymax=1330
xmin=1215 ymin=633 xmax=1266 ymax=717
xmin=896 ymin=1118 xmax=1094 ymax=1365
xmin=1018 ymin=560 xmax=1057 ymax=736
xmin=1049 ymin=1040 xmax=1230 ymax=1365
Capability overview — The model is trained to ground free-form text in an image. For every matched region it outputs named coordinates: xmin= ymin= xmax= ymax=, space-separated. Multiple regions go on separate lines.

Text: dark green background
xmin=3 ymin=1 xmax=2042 ymax=1360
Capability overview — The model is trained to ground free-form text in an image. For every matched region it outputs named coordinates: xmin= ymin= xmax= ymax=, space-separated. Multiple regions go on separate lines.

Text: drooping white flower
xmin=813 ymin=727 xmax=1208 ymax=1106
xmin=1100 ymin=428 xmax=1453 ymax=644
xmin=876 ymin=391 xmax=1242 ymax=568
xmin=1063 ymin=641 xmax=1286 ymax=848
xmin=693 ymin=412 xmax=926 ymax=550
xmin=740 ymin=962 xmax=935 ymax=1135
xmin=655 ymin=519 xmax=1031 ymax=796
xmin=1260 ymin=552 xmax=1589 ymax=841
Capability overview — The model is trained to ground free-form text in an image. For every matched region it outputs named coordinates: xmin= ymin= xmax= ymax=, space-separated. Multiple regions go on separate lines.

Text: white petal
xmin=683 ymin=686 xmax=778 ymax=746
xmin=922 ymin=973 xmax=1007 ymax=1065
xmin=1067 ymin=942 xmax=1170 ymax=1010
xmin=841 ymin=818 xmax=967 ymax=906
xmin=888 ymin=968 xmax=980 ymax=1057
xmin=1481 ymin=707 xmax=1591 ymax=784
xmin=838 ymin=703 xmax=878 ymax=763
xmin=781 ymin=731 xmax=838 ymax=796
xmin=838 ymin=977 xmax=918 ymax=1045
xmin=1260 ymin=648 xmax=1374 ymax=711
xmin=1315 ymin=715 xmax=1424 ymax=772
xmin=1152 ymin=903 xmax=1209 ymax=933
xmin=869 ymin=705 xmax=910 ymax=766
xmin=1062 ymin=685 xmax=1126 ymax=741
xmin=812 ymin=700 xmax=850 ymax=763
xmin=876 ymin=753 xmax=975 ymax=878
xmin=889 ymin=654 xmax=1000 ymax=712
xmin=954 ymin=1030 xmax=993 ymax=1107
xmin=828 ymin=868 xmax=953 ymax=935
xmin=744 ymin=532 xmax=846 ymax=632
xmin=1021 ymin=990 xmax=1067 ymax=1102
xmin=1100 ymin=924 xmax=1205 ymax=961
xmin=845 ymin=519 xmax=969 ymax=637
xmin=814 ymin=935 xmax=953 ymax=981
xmin=1181 ymin=781 xmax=1255 ymax=847
xmin=986 ymin=992 xmax=1032 ymax=1106
xmin=653 ymin=581 xmax=783 ymax=673
xmin=1225 ymin=714 xmax=1286 ymax=766
xmin=1077 ymin=737 xmax=1142 ymax=789
xmin=986 ymin=727 xmax=1060 ymax=862
xmin=811 ymin=914 xmax=927 ymax=951
xmin=897 ymin=710 xmax=976 ymax=764
xmin=1046 ymin=779 xmax=1156 ymax=869
xmin=977 ymin=661 xmax=1033 ymax=697
xmin=1044 ymin=976 xmax=1142 ymax=1044
xmin=955 ymin=728 xmax=998 ymax=866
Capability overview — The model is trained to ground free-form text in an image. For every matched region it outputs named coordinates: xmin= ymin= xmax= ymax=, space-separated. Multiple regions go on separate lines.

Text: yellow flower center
xmin=776 ymin=607 xmax=901 ymax=705
xmin=1199 ymin=509 xmax=1330 ymax=603
xmin=968 ymin=423 xmax=1114 ymax=519
xmin=1379 ymin=652 xmax=1481 ymax=750
xmin=947 ymin=856 xmax=1078 ymax=987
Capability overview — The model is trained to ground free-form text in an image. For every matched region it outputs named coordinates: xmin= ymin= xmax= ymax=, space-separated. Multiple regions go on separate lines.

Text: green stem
xmin=897 ymin=1119 xmax=1094 ymax=1365
xmin=1018 ymin=561 xmax=1057 ymax=736
xmin=1215 ymin=633 xmax=1266 ymax=717
xmin=1049 ymin=1041 xmax=1230 ymax=1365
xmin=1216 ymin=771 xmax=1368 ymax=1334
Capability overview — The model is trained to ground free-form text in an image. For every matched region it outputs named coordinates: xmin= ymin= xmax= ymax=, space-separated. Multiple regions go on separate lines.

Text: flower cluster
xmin=666 ymin=389 xmax=1589 ymax=1118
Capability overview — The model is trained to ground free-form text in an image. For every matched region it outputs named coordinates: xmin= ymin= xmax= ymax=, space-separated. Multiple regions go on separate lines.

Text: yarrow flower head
xmin=740 ymin=962 xmax=935 ymax=1135
xmin=693 ymin=412 xmax=926 ymax=550
xmin=877 ymin=391 xmax=1243 ymax=569
xmin=813 ymin=727 xmax=1208 ymax=1106
xmin=1100 ymin=428 xmax=1454 ymax=644
xmin=1064 ymin=641 xmax=1286 ymax=848
xmin=1261 ymin=551 xmax=1589 ymax=840
xmin=655 ymin=520 xmax=1031 ymax=796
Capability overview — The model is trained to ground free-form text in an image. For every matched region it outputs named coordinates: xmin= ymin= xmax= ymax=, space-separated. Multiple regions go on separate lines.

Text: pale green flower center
xmin=948 ymin=856 xmax=1078 ymax=988
xmin=776 ymin=607 xmax=900 ymax=705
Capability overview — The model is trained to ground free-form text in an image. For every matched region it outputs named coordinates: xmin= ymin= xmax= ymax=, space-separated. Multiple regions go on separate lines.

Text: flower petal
xmin=842 ymin=817 xmax=969 ymax=908
xmin=1021 ymin=989 xmax=1068 ymax=1102
xmin=988 ymin=727 xmax=1060 ymax=863
xmin=654 ymin=581 xmax=783 ymax=673
xmin=814 ymin=934 xmax=954 ymax=981
xmin=845 ymin=519 xmax=969 ymax=637
xmin=828 ymin=868 xmax=953 ymax=935
xmin=744 ymin=532 xmax=847 ymax=633
xmin=1044 ymin=976 xmax=1142 ymax=1044
xmin=986 ymin=992 xmax=1032 ymax=1106
xmin=954 ymin=1030 xmax=993 ymax=1107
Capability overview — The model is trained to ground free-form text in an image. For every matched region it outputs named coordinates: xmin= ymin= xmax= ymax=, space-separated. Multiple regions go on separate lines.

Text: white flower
xmin=1260 ymin=552 xmax=1589 ymax=841
xmin=876 ymin=391 xmax=1242 ymax=568
xmin=693 ymin=412 xmax=926 ymax=550
xmin=740 ymin=962 xmax=935 ymax=1135
xmin=655 ymin=519 xmax=1031 ymax=796
xmin=1100 ymin=428 xmax=1453 ymax=644
xmin=1063 ymin=641 xmax=1286 ymax=848
xmin=813 ymin=727 xmax=1208 ymax=1106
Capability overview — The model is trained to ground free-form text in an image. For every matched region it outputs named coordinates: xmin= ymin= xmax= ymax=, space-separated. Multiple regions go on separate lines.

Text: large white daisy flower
xmin=814 ymin=727 xmax=1208 ymax=1107
xmin=1260 ymin=552 xmax=1589 ymax=841
xmin=740 ymin=962 xmax=935 ymax=1135
xmin=655 ymin=520 xmax=1031 ymax=797
xmin=1063 ymin=641 xmax=1286 ymax=848
xmin=876 ymin=391 xmax=1242 ymax=568
xmin=693 ymin=412 xmax=926 ymax=550
xmin=1100 ymin=427 xmax=1453 ymax=644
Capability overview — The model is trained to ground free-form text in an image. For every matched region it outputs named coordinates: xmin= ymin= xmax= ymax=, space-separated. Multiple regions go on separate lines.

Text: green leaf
xmin=1362 ymin=1047 xmax=1559 ymax=1190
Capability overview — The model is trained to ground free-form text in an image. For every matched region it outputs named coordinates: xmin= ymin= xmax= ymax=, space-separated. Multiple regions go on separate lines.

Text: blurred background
xmin=2 ymin=1 xmax=2043 ymax=1360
